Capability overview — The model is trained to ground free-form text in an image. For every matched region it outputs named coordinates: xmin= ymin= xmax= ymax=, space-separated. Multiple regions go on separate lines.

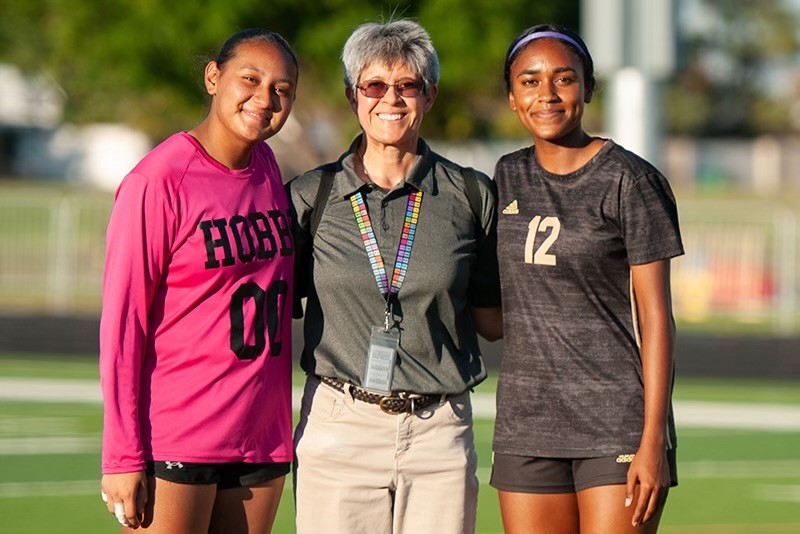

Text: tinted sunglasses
xmin=356 ymin=80 xmax=425 ymax=98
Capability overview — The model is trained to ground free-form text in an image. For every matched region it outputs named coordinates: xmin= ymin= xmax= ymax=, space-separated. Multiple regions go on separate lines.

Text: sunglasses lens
xmin=363 ymin=82 xmax=389 ymax=98
xmin=397 ymin=82 xmax=422 ymax=97
xmin=358 ymin=81 xmax=424 ymax=98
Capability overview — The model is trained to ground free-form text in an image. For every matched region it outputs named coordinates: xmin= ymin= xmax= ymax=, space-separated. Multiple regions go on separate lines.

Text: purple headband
xmin=509 ymin=31 xmax=587 ymax=59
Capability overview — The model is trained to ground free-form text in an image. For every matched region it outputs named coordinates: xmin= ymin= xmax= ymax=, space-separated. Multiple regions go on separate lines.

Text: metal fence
xmin=0 ymin=186 xmax=110 ymax=315
xmin=0 ymin=184 xmax=798 ymax=333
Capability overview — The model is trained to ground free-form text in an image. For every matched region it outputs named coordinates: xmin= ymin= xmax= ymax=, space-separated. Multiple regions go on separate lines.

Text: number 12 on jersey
xmin=524 ymin=216 xmax=560 ymax=266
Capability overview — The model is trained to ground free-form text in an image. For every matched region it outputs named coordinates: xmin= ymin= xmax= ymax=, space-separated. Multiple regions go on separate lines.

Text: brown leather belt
xmin=318 ymin=376 xmax=444 ymax=415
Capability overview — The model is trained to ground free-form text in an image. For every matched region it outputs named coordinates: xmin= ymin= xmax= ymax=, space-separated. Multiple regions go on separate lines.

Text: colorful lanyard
xmin=350 ymin=189 xmax=423 ymax=319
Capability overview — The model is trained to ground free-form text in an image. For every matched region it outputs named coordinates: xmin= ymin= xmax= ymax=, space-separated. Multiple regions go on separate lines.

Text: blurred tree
xmin=0 ymin=0 xmax=577 ymax=143
xmin=669 ymin=0 xmax=800 ymax=136
xmin=421 ymin=0 xmax=578 ymax=140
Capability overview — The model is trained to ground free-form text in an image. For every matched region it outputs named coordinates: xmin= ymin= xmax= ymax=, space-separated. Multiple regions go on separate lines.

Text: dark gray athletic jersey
xmin=492 ymin=140 xmax=683 ymax=458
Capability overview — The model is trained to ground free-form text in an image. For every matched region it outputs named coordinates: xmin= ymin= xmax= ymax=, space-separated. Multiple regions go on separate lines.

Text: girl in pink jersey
xmin=99 ymin=28 xmax=297 ymax=532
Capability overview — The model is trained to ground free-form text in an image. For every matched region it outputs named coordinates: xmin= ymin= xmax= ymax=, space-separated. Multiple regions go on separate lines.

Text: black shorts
xmin=490 ymin=449 xmax=678 ymax=493
xmin=146 ymin=461 xmax=290 ymax=490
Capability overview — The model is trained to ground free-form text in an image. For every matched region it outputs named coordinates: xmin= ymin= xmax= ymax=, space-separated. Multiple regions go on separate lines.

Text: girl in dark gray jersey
xmin=488 ymin=24 xmax=682 ymax=533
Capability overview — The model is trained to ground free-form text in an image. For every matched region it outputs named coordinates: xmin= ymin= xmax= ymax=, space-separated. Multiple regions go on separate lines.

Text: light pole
xmin=581 ymin=0 xmax=676 ymax=169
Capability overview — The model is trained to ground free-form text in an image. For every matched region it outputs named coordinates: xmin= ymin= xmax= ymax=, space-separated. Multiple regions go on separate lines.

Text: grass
xmin=1 ymin=353 xmax=799 ymax=533
xmin=674 ymin=377 xmax=800 ymax=405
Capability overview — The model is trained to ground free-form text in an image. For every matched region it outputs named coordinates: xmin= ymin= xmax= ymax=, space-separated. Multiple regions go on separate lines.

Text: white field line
xmin=2 ymin=378 xmax=800 ymax=431
xmin=0 ymin=436 xmax=99 ymax=454
xmin=674 ymin=401 xmax=800 ymax=431
xmin=755 ymin=484 xmax=800 ymax=503
xmin=0 ymin=377 xmax=101 ymax=403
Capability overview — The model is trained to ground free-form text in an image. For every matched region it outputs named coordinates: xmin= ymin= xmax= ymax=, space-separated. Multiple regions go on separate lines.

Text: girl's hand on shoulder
xmin=471 ymin=306 xmax=503 ymax=341
xmin=625 ymin=444 xmax=669 ymax=527
xmin=101 ymin=471 xmax=148 ymax=529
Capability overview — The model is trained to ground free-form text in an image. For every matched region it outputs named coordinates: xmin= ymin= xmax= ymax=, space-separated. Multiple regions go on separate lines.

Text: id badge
xmin=363 ymin=326 xmax=399 ymax=395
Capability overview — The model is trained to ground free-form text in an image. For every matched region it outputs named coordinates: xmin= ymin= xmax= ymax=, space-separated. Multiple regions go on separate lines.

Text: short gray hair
xmin=341 ymin=19 xmax=440 ymax=94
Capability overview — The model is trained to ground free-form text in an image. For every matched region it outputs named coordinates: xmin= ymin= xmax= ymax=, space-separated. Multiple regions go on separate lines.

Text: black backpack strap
xmin=292 ymin=166 xmax=336 ymax=319
xmin=461 ymin=167 xmax=483 ymax=227
xmin=309 ymin=167 xmax=336 ymax=238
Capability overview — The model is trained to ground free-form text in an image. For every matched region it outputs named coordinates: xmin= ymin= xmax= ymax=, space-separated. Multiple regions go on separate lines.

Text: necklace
xmin=356 ymin=148 xmax=373 ymax=184
xmin=356 ymin=147 xmax=414 ymax=189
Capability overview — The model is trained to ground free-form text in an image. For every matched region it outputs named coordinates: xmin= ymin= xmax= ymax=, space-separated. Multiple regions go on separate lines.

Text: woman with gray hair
xmin=287 ymin=19 xmax=502 ymax=534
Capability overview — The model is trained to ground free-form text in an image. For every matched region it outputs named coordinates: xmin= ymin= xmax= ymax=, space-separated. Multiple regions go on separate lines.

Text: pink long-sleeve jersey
xmin=100 ymin=132 xmax=294 ymax=474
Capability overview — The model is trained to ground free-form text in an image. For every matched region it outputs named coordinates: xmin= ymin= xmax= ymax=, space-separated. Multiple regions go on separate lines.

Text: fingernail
xmin=625 ymin=497 xmax=631 ymax=507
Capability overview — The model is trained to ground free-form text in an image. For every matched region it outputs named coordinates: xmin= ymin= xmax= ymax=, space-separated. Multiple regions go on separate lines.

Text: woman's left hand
xmin=628 ymin=259 xmax=674 ymax=527
xmin=625 ymin=444 xmax=669 ymax=527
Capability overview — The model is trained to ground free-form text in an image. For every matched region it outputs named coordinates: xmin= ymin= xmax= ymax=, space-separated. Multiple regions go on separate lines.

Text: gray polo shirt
xmin=287 ymin=136 xmax=500 ymax=395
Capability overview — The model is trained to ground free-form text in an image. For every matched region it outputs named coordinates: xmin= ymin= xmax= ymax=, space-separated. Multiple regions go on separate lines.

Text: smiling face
xmin=205 ymin=40 xmax=298 ymax=146
xmin=508 ymin=38 xmax=591 ymax=147
xmin=347 ymin=61 xmax=437 ymax=152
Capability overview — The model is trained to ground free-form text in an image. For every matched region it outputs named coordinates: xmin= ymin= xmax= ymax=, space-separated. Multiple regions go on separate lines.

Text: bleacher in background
xmin=674 ymin=199 xmax=798 ymax=335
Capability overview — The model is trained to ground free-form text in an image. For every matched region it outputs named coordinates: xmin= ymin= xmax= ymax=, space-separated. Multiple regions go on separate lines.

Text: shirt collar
xmin=337 ymin=135 xmax=436 ymax=197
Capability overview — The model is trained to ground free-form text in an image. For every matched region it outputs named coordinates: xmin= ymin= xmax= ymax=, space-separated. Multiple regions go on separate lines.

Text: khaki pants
xmin=293 ymin=375 xmax=478 ymax=534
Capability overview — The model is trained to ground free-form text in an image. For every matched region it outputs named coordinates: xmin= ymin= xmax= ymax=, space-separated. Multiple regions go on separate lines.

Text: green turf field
xmin=1 ymin=353 xmax=799 ymax=533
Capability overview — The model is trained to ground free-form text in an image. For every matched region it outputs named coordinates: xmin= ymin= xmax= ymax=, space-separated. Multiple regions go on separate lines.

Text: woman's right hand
xmin=101 ymin=471 xmax=148 ymax=529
